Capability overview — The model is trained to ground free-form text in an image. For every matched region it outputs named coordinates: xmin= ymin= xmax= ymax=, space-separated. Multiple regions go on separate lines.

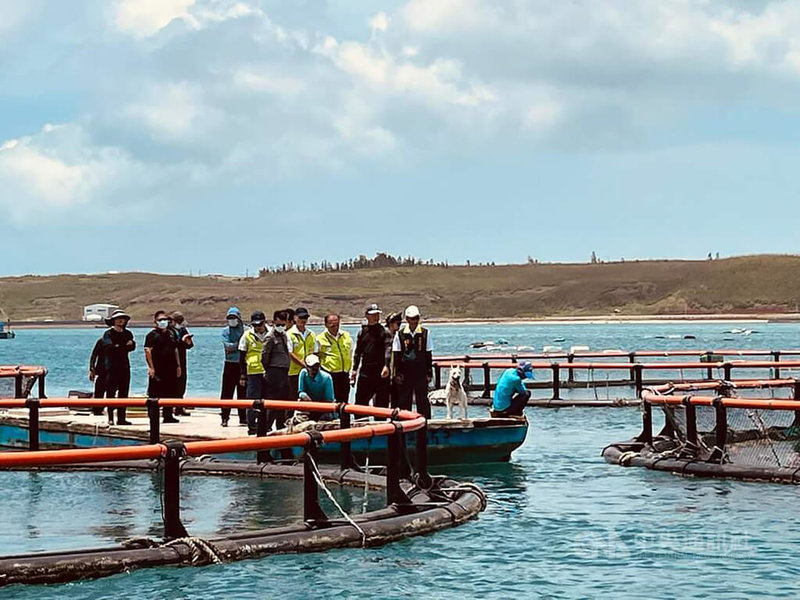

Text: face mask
xmin=156 ymin=319 xmax=169 ymax=329
xmin=273 ymin=324 xmax=286 ymax=333
xmin=227 ymin=318 xmax=239 ymax=327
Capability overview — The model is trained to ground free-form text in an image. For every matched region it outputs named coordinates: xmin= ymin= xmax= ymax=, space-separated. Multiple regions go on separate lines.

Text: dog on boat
xmin=444 ymin=365 xmax=469 ymax=420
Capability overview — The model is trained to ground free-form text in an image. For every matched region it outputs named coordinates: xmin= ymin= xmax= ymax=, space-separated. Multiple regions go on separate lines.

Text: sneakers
xmin=221 ymin=418 xmax=229 ymax=427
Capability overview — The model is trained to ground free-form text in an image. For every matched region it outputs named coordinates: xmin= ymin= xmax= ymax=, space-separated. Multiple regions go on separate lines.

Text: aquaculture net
xmin=0 ymin=374 xmax=37 ymax=399
xmin=660 ymin=403 xmax=800 ymax=469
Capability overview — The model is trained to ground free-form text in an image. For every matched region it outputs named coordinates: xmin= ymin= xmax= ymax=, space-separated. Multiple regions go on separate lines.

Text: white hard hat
xmin=405 ymin=305 xmax=421 ymax=318
xmin=305 ymin=354 xmax=320 ymax=367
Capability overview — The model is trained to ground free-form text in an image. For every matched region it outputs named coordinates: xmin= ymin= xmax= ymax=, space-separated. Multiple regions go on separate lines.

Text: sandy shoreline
xmin=6 ymin=313 xmax=797 ymax=330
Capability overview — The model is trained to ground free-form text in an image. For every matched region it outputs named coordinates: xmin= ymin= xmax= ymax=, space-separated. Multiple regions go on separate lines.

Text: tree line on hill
xmin=257 ymin=253 xmax=507 ymax=275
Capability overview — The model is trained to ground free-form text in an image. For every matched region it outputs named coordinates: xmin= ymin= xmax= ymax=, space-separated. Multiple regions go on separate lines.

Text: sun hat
xmin=104 ymin=309 xmax=131 ymax=326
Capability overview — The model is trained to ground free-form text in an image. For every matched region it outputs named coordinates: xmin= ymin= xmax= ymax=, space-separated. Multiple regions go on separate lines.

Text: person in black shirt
xmin=101 ymin=309 xmax=136 ymax=425
xmin=170 ymin=311 xmax=194 ymax=415
xmin=88 ymin=337 xmax=106 ymax=415
xmin=352 ymin=303 xmax=392 ymax=408
xmin=144 ymin=310 xmax=181 ymax=423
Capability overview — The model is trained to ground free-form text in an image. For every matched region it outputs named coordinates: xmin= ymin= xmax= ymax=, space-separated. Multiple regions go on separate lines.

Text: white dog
xmin=445 ymin=365 xmax=469 ymax=420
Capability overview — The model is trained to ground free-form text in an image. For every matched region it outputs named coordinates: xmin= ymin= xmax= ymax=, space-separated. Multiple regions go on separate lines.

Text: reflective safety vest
xmin=317 ymin=329 xmax=353 ymax=373
xmin=288 ymin=326 xmax=316 ymax=376
xmin=242 ymin=330 xmax=266 ymax=375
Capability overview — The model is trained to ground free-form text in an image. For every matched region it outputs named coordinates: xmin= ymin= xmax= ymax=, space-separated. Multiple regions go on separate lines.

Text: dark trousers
xmin=264 ymin=366 xmax=290 ymax=431
xmin=105 ymin=371 xmax=130 ymax=423
xmin=92 ymin=371 xmax=106 ymax=415
xmin=149 ymin=375 xmax=177 ymax=421
xmin=493 ymin=390 xmax=530 ymax=417
xmin=355 ymin=368 xmax=390 ymax=408
xmin=220 ymin=362 xmax=247 ymax=424
xmin=330 ymin=371 xmax=351 ymax=404
xmin=398 ymin=372 xmax=431 ymax=419
xmin=246 ymin=373 xmax=267 ymax=434
xmin=288 ymin=374 xmax=299 ymax=401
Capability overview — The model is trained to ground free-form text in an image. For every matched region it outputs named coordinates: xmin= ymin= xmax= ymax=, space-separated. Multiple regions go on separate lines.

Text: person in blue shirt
xmin=491 ymin=361 xmax=534 ymax=417
xmin=220 ymin=306 xmax=247 ymax=427
xmin=298 ymin=354 xmax=335 ymax=421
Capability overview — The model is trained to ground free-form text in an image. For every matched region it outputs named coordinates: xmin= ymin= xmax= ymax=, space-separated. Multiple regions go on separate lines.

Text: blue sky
xmin=2 ymin=0 xmax=800 ymax=276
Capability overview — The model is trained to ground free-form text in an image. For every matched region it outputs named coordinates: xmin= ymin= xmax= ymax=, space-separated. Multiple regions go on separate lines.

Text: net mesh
xmin=660 ymin=403 xmax=800 ymax=469
xmin=0 ymin=374 xmax=37 ymax=399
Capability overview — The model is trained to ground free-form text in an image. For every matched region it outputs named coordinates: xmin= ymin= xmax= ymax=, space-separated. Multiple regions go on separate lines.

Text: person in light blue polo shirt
xmin=298 ymin=354 xmax=335 ymax=421
xmin=491 ymin=361 xmax=534 ymax=417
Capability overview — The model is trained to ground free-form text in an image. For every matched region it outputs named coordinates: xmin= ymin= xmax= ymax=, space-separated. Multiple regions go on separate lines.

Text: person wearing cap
xmin=261 ymin=309 xmax=293 ymax=431
xmin=170 ymin=311 xmax=194 ymax=415
xmin=297 ymin=354 xmax=336 ymax=421
xmin=145 ymin=310 xmax=182 ymax=423
xmin=352 ymin=304 xmax=392 ymax=409
xmin=100 ymin=309 xmax=135 ymax=425
xmin=239 ymin=310 xmax=269 ymax=435
xmin=316 ymin=313 xmax=353 ymax=404
xmin=391 ymin=305 xmax=434 ymax=418
xmin=491 ymin=361 xmax=534 ymax=417
xmin=220 ymin=307 xmax=247 ymax=427
xmin=287 ymin=307 xmax=316 ymax=403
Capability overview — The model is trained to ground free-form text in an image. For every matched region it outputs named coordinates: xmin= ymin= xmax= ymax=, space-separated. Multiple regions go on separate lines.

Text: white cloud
xmin=114 ymin=0 xmax=195 ymax=37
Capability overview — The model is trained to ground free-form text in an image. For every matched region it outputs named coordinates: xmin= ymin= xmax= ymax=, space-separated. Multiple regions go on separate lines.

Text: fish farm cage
xmin=603 ymin=378 xmax=800 ymax=483
xmin=0 ymin=396 xmax=485 ymax=587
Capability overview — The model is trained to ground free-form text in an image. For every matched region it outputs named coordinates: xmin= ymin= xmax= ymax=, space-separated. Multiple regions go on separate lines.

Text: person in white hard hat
xmin=297 ymin=354 xmax=336 ymax=421
xmin=391 ymin=305 xmax=434 ymax=418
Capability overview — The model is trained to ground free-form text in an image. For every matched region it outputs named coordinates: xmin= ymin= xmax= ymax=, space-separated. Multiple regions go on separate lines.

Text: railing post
xmin=14 ymin=374 xmax=23 ymax=399
xmin=255 ymin=400 xmax=268 ymax=464
xmin=709 ymin=397 xmax=727 ymax=463
xmin=481 ymin=362 xmax=491 ymax=399
xmin=705 ymin=351 xmax=713 ymax=380
xmin=37 ymin=374 xmax=46 ymax=399
xmin=567 ymin=353 xmax=575 ymax=383
xmin=510 ymin=354 xmax=518 ymax=364
xmin=303 ymin=437 xmax=327 ymax=522
xmin=772 ymin=351 xmax=781 ymax=380
xmin=637 ymin=400 xmax=653 ymax=445
xmin=634 ymin=364 xmax=644 ymax=398
xmin=163 ymin=441 xmax=188 ymax=540
xmin=683 ymin=396 xmax=698 ymax=451
xmin=338 ymin=404 xmax=353 ymax=470
xmin=415 ymin=423 xmax=431 ymax=490
xmin=722 ymin=362 xmax=732 ymax=381
xmin=551 ymin=362 xmax=561 ymax=401
xmin=793 ymin=380 xmax=800 ymax=428
xmin=386 ymin=426 xmax=411 ymax=506
xmin=26 ymin=398 xmax=40 ymax=451
xmin=434 ymin=364 xmax=441 ymax=389
xmin=147 ymin=398 xmax=160 ymax=444
xmin=628 ymin=352 xmax=636 ymax=382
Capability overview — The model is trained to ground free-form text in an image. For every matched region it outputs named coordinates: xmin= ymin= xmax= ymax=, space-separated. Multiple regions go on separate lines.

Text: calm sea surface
xmin=2 ymin=322 xmax=800 ymax=599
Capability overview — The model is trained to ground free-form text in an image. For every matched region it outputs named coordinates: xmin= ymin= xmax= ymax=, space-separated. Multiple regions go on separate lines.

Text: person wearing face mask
xmin=261 ymin=310 xmax=292 ymax=431
xmin=287 ymin=307 xmax=316 ymax=404
xmin=316 ymin=313 xmax=353 ymax=404
xmin=170 ymin=311 xmax=194 ymax=415
xmin=352 ymin=304 xmax=391 ymax=409
xmin=220 ymin=307 xmax=247 ymax=427
xmin=239 ymin=310 xmax=269 ymax=435
xmin=101 ymin=309 xmax=136 ymax=425
xmin=144 ymin=310 xmax=182 ymax=424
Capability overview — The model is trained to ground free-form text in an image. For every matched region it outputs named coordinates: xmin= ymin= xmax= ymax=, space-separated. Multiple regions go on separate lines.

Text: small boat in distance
xmin=0 ymin=320 xmax=14 ymax=340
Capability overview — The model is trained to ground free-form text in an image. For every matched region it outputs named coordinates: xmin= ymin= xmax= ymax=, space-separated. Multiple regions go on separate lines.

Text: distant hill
xmin=2 ymin=255 xmax=800 ymax=323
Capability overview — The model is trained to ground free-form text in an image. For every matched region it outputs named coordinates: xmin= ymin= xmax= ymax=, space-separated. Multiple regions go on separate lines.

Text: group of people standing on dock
xmin=88 ymin=303 xmax=435 ymax=430
xmin=89 ymin=309 xmax=193 ymax=425
xmin=220 ymin=303 xmax=433 ymax=434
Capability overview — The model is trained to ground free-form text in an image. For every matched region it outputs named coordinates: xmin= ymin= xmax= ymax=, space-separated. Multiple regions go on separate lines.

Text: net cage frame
xmin=0 ymin=393 xmax=486 ymax=587
xmin=602 ymin=377 xmax=800 ymax=483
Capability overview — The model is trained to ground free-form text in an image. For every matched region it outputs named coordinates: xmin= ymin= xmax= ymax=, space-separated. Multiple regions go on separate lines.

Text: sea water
xmin=2 ymin=322 xmax=800 ymax=599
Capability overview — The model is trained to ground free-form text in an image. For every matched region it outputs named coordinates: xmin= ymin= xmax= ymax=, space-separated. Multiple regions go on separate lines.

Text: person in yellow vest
xmin=287 ymin=306 xmax=316 ymax=404
xmin=238 ymin=310 xmax=268 ymax=435
xmin=316 ymin=313 xmax=353 ymax=404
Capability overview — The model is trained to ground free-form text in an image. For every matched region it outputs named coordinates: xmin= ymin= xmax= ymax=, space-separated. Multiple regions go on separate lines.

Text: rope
xmin=362 ymin=456 xmax=370 ymax=514
xmin=163 ymin=537 xmax=225 ymax=564
xmin=306 ymin=452 xmax=367 ymax=547
xmin=436 ymin=483 xmax=488 ymax=511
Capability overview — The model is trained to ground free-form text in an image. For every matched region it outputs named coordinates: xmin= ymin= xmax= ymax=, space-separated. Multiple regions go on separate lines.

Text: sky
xmin=2 ymin=0 xmax=800 ymax=276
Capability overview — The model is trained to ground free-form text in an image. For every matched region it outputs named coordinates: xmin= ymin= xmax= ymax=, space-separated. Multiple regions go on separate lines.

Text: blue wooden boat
xmin=0 ymin=320 xmax=14 ymax=340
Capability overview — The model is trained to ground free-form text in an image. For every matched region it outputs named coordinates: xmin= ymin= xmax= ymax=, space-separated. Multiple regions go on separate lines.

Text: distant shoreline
xmin=6 ymin=314 xmax=797 ymax=330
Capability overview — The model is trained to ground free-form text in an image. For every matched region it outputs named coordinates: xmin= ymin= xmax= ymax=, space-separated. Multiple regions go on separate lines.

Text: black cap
xmin=385 ymin=312 xmax=402 ymax=324
xmin=250 ymin=310 xmax=266 ymax=325
xmin=295 ymin=307 xmax=310 ymax=319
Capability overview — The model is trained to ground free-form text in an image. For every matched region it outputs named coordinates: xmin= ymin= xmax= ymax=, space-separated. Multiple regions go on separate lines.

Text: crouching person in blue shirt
xmin=298 ymin=354 xmax=336 ymax=421
xmin=491 ymin=361 xmax=534 ymax=417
